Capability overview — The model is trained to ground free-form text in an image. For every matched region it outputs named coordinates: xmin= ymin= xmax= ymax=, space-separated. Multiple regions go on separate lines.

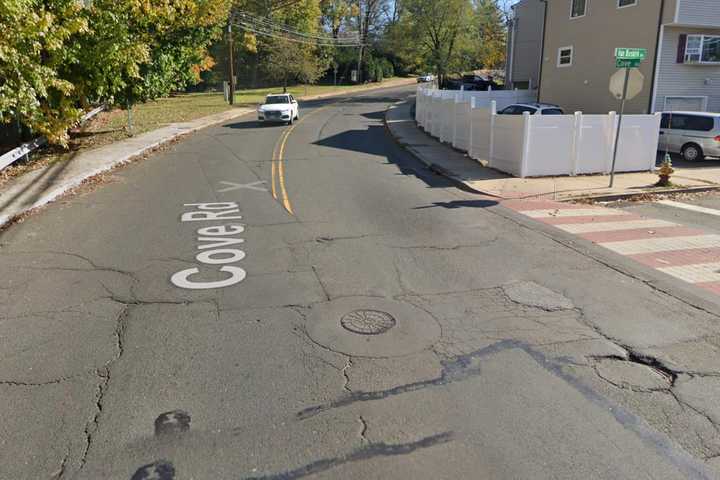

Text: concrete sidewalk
xmin=0 ymin=107 xmax=254 ymax=228
xmin=0 ymin=78 xmax=416 ymax=229
xmin=386 ymin=98 xmax=720 ymax=201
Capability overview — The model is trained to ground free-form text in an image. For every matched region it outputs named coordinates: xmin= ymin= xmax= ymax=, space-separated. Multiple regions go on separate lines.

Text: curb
xmin=0 ymin=80 xmax=417 ymax=230
xmin=566 ymin=184 xmax=720 ymax=203
xmin=383 ymin=99 xmax=499 ymax=197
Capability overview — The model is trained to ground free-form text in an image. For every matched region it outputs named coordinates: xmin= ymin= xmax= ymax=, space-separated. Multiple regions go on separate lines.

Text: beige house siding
xmin=506 ymin=0 xmax=545 ymax=90
xmin=539 ymin=0 xmax=662 ymax=114
xmin=663 ymin=0 xmax=678 ymax=24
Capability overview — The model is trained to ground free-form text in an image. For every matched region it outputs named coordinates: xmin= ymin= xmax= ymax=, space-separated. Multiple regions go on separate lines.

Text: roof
xmin=267 ymin=93 xmax=290 ymax=97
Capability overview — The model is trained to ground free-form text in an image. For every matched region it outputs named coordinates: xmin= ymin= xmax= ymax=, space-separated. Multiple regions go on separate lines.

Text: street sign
xmin=615 ymin=58 xmax=641 ymax=68
xmin=609 ymin=68 xmax=644 ymax=100
xmin=608 ymin=49 xmax=648 ymax=188
xmin=615 ymin=47 xmax=647 ymax=60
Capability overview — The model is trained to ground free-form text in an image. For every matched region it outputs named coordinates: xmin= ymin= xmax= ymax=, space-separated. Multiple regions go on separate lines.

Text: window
xmin=664 ymin=114 xmax=714 ymax=131
xmin=570 ymin=0 xmax=586 ymax=18
xmin=684 ymin=35 xmax=720 ymax=63
xmin=660 ymin=114 xmax=670 ymax=129
xmin=617 ymin=0 xmax=637 ymax=7
xmin=541 ymin=108 xmax=565 ymax=115
xmin=516 ymin=106 xmax=539 ymax=114
xmin=686 ymin=115 xmax=715 ymax=131
xmin=499 ymin=106 xmax=538 ymax=115
xmin=664 ymin=96 xmax=708 ymax=112
xmin=557 ymin=46 xmax=573 ymax=67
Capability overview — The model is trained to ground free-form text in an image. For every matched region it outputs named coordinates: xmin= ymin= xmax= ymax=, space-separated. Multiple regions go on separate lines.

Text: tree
xmin=0 ymin=0 xmax=88 ymax=145
xmin=266 ymin=38 xmax=327 ymax=88
xmin=473 ymin=0 xmax=506 ymax=70
xmin=396 ymin=0 xmax=474 ymax=85
xmin=70 ymin=0 xmax=231 ymax=107
xmin=1 ymin=0 xmax=231 ymax=145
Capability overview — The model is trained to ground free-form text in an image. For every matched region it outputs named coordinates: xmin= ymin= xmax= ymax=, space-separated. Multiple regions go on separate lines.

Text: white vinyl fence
xmin=415 ymin=86 xmax=661 ymax=178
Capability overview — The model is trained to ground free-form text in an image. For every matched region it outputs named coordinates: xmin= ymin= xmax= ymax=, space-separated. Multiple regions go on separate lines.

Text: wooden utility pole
xmin=228 ymin=24 xmax=235 ymax=105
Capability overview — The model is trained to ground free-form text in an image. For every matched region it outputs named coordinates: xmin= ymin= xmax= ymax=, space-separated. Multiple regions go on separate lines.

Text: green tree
xmin=0 ymin=0 xmax=88 ymax=144
xmin=474 ymin=0 xmax=506 ymax=69
xmin=1 ymin=0 xmax=231 ymax=145
xmin=394 ymin=0 xmax=474 ymax=85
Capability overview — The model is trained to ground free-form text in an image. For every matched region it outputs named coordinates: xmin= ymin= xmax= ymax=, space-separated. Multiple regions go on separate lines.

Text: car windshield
xmin=265 ymin=96 xmax=290 ymax=104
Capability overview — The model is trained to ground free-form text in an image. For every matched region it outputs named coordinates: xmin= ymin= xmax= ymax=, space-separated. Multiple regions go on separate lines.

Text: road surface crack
xmin=358 ymin=416 xmax=369 ymax=443
xmin=242 ymin=432 xmax=453 ymax=480
xmin=78 ymin=304 xmax=129 ymax=469
xmin=342 ymin=357 xmax=353 ymax=393
xmin=311 ymin=265 xmax=331 ymax=301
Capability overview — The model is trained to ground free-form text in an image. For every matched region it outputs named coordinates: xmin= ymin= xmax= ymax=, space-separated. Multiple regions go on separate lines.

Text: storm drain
xmin=341 ymin=309 xmax=396 ymax=335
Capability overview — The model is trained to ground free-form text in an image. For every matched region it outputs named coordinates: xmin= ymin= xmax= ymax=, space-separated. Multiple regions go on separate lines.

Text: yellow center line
xmin=271 ymin=103 xmax=335 ymax=216
xmin=270 ymin=160 xmax=278 ymax=200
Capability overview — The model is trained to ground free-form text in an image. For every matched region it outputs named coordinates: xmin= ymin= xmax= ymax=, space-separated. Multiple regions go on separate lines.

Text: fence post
xmin=571 ymin=112 xmax=583 ymax=176
xmin=452 ymin=93 xmax=458 ymax=146
xmin=652 ymin=113 xmax=662 ymax=171
xmin=520 ymin=111 xmax=532 ymax=178
xmin=606 ymin=111 xmax=617 ymax=173
xmin=469 ymin=97 xmax=476 ymax=158
xmin=489 ymin=100 xmax=497 ymax=167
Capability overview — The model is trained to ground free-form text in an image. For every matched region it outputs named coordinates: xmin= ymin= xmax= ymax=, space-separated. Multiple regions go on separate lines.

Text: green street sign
xmin=616 ymin=58 xmax=641 ymax=68
xmin=615 ymin=48 xmax=648 ymax=60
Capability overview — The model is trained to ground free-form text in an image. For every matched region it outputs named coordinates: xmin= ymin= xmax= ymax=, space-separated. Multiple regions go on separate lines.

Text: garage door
xmin=664 ymin=96 xmax=707 ymax=112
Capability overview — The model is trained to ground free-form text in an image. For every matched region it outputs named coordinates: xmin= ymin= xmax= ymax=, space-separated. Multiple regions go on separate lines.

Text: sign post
xmin=608 ymin=48 xmax=647 ymax=188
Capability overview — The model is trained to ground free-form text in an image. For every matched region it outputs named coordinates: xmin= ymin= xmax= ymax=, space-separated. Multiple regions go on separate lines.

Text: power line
xmin=231 ymin=10 xmax=365 ymax=47
xmin=233 ymin=11 xmax=361 ymax=43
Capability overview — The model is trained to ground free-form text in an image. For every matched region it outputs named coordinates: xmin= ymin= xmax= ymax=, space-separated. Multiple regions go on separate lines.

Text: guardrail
xmin=0 ymin=105 xmax=106 ymax=172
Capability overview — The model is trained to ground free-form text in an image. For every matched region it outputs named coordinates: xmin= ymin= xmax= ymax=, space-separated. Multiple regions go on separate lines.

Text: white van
xmin=659 ymin=112 xmax=720 ymax=161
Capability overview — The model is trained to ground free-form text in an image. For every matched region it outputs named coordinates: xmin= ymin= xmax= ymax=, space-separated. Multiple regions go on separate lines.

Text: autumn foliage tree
xmin=0 ymin=0 xmax=231 ymax=145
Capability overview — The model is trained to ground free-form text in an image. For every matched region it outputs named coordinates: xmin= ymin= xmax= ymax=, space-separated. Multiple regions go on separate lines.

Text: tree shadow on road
xmin=313 ymin=122 xmax=474 ymax=192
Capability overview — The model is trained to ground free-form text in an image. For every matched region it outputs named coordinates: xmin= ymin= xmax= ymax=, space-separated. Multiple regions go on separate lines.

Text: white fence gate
xmin=415 ymin=86 xmax=661 ymax=178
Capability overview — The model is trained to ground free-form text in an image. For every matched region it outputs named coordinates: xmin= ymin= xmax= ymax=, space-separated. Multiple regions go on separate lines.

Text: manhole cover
xmin=340 ymin=309 xmax=396 ymax=335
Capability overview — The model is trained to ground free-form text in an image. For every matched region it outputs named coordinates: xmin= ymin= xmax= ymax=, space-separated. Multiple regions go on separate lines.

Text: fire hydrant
xmin=657 ymin=154 xmax=674 ymax=187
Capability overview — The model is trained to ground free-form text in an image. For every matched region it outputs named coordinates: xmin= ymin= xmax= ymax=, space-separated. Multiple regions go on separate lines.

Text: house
xmin=507 ymin=0 xmax=720 ymax=114
xmin=505 ymin=0 xmax=546 ymax=91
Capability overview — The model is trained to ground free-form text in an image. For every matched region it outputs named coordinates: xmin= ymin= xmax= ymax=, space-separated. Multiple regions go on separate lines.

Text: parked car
xmin=659 ymin=111 xmax=720 ymax=161
xmin=498 ymin=103 xmax=565 ymax=115
xmin=461 ymin=74 xmax=500 ymax=91
xmin=442 ymin=78 xmax=463 ymax=90
xmin=257 ymin=94 xmax=299 ymax=125
xmin=417 ymin=73 xmax=435 ymax=83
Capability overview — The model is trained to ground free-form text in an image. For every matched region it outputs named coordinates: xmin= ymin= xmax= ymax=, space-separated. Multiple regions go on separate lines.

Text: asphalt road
xmin=1 ymin=86 xmax=719 ymax=479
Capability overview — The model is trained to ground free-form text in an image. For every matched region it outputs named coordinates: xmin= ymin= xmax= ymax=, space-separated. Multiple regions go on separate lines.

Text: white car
xmin=417 ymin=73 xmax=435 ymax=83
xmin=498 ymin=103 xmax=565 ymax=115
xmin=257 ymin=94 xmax=299 ymax=125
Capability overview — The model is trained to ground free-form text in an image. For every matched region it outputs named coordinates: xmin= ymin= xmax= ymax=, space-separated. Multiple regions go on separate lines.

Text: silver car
xmin=659 ymin=111 xmax=720 ymax=161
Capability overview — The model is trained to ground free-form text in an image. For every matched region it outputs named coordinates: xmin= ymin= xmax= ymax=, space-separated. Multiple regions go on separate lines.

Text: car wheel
xmin=681 ymin=143 xmax=704 ymax=162
xmin=288 ymin=115 xmax=294 ymax=125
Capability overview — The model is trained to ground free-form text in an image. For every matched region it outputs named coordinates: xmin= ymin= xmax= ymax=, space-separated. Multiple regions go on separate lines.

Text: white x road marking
xmin=217 ymin=181 xmax=268 ymax=193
